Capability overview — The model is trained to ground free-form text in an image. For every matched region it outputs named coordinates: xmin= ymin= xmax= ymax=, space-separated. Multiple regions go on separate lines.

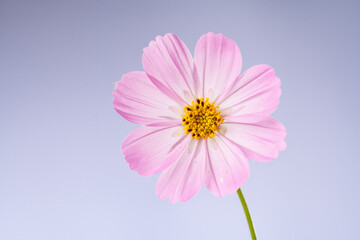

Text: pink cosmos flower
xmin=113 ymin=33 xmax=286 ymax=203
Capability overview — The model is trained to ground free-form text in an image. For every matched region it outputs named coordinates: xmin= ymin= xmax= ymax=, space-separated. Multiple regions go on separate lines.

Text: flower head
xmin=113 ymin=33 xmax=286 ymax=203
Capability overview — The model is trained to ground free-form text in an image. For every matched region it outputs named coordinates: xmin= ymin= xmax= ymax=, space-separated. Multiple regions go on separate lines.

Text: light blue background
xmin=1 ymin=0 xmax=359 ymax=239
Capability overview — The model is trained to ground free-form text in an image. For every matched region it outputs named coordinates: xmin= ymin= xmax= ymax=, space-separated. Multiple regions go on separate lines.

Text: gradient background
xmin=1 ymin=0 xmax=359 ymax=239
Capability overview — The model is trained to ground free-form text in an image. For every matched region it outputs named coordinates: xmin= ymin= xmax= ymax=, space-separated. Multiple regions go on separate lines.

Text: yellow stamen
xmin=181 ymin=98 xmax=224 ymax=140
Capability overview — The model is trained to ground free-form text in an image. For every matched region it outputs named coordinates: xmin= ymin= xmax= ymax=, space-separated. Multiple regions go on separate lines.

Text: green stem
xmin=237 ymin=188 xmax=257 ymax=240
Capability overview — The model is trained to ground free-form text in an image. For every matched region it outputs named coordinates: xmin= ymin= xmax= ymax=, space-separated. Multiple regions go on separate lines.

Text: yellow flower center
xmin=181 ymin=98 xmax=224 ymax=140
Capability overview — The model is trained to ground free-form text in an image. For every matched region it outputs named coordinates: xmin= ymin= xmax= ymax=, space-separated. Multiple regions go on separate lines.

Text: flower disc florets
xmin=181 ymin=98 xmax=224 ymax=140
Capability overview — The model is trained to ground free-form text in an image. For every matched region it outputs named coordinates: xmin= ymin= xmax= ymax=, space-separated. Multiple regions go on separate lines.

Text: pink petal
xmin=121 ymin=125 xmax=191 ymax=176
xmin=219 ymin=118 xmax=287 ymax=162
xmin=204 ymin=135 xmax=250 ymax=197
xmin=142 ymin=33 xmax=199 ymax=105
xmin=194 ymin=32 xmax=242 ymax=102
xmin=219 ymin=64 xmax=281 ymax=123
xmin=156 ymin=139 xmax=207 ymax=203
xmin=113 ymin=71 xmax=182 ymax=126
